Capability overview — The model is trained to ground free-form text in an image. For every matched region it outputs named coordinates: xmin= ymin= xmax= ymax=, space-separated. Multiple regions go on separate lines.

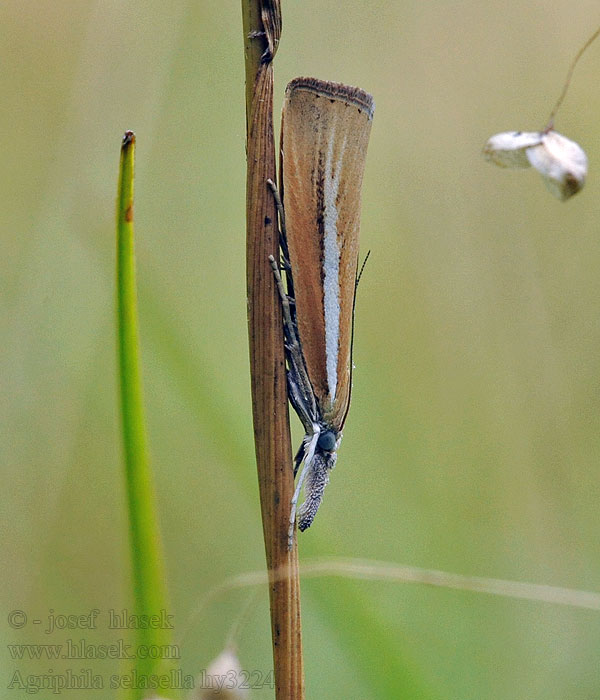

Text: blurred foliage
xmin=2 ymin=1 xmax=600 ymax=698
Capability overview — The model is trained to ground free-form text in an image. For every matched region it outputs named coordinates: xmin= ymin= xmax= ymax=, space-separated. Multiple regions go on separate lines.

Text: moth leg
xmin=266 ymin=178 xmax=290 ymax=268
xmin=293 ymin=439 xmax=305 ymax=477
xmin=287 ymin=364 xmax=315 ymax=438
xmin=269 ymin=255 xmax=317 ymax=421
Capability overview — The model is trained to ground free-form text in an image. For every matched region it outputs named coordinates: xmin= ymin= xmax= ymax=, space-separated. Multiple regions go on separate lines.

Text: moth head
xmin=317 ymin=429 xmax=337 ymax=453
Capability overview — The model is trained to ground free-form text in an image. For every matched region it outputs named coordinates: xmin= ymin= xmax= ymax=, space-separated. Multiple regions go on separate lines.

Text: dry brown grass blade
xmin=241 ymin=1 xmax=304 ymax=697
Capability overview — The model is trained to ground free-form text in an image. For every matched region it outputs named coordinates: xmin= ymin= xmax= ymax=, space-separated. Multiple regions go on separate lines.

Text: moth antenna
xmin=546 ymin=25 xmax=600 ymax=130
xmin=356 ymin=249 xmax=371 ymax=287
xmin=341 ymin=249 xmax=371 ymax=430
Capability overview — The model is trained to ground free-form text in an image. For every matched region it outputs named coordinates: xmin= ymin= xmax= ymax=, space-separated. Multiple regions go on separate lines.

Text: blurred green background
xmin=3 ymin=1 xmax=600 ymax=698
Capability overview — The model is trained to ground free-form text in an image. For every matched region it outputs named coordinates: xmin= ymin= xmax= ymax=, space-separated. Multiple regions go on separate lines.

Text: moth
xmin=269 ymin=77 xmax=374 ymax=547
xmin=483 ymin=129 xmax=587 ymax=200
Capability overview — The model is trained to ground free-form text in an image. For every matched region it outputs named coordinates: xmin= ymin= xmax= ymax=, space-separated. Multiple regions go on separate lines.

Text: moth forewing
xmin=281 ymin=77 xmax=374 ymax=430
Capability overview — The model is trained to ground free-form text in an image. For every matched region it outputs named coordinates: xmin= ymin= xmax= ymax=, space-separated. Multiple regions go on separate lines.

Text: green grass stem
xmin=116 ymin=131 xmax=176 ymax=699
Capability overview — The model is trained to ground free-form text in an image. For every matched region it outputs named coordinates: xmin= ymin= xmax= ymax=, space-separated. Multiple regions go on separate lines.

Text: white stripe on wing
xmin=322 ymin=134 xmax=346 ymax=401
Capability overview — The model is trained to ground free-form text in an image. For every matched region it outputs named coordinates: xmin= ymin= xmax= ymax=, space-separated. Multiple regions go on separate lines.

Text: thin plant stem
xmin=116 ymin=131 xmax=175 ymax=699
xmin=180 ymin=557 xmax=600 ymax=643
xmin=241 ymin=0 xmax=305 ymax=697
xmin=546 ymin=25 xmax=600 ymax=128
